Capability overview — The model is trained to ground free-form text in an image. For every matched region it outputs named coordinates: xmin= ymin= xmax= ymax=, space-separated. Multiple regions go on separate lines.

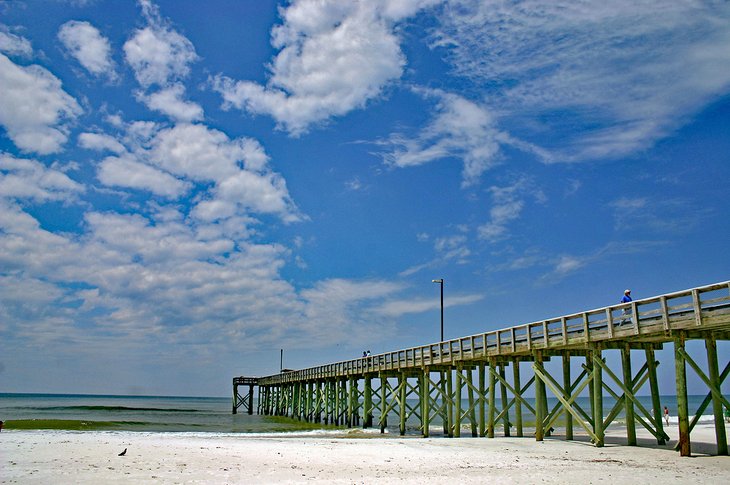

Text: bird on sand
xmin=118 ymin=448 xmax=127 ymax=456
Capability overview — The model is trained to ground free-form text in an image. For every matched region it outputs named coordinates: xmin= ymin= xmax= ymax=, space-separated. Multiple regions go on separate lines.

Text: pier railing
xmin=258 ymin=281 xmax=730 ymax=384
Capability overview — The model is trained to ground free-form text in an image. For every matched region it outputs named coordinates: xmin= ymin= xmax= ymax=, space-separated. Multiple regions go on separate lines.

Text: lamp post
xmin=432 ymin=279 xmax=444 ymax=341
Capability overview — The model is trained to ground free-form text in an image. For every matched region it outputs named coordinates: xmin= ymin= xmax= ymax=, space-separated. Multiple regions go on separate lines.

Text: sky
xmin=1 ymin=0 xmax=729 ymax=398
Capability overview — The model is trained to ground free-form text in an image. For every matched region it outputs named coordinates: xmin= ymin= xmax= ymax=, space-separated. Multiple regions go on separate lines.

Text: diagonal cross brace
xmin=532 ymin=363 xmax=599 ymax=443
xmin=593 ymin=357 xmax=670 ymax=441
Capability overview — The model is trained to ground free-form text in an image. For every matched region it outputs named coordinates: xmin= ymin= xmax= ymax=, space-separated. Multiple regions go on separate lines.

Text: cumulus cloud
xmin=0 ymin=54 xmax=82 ymax=154
xmin=212 ymin=0 xmax=439 ymax=134
xmin=97 ymin=153 xmax=190 ymax=198
xmin=58 ymin=20 xmax=116 ymax=78
xmin=123 ymin=0 xmax=198 ymax=88
xmin=78 ymin=132 xmax=126 ymax=154
xmin=435 ymin=0 xmax=730 ymax=161
xmin=0 ymin=153 xmax=84 ymax=203
xmin=86 ymin=121 xmax=302 ymax=225
xmin=137 ymin=83 xmax=203 ymax=122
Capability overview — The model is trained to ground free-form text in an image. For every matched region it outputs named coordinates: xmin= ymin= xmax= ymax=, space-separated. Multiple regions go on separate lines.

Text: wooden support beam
xmin=479 ymin=363 xmax=486 ymax=437
xmin=488 ymin=359 xmax=496 ymax=438
xmin=534 ymin=351 xmax=546 ymax=441
xmin=364 ymin=376 xmax=372 ymax=428
xmin=422 ymin=370 xmax=430 ymax=438
xmin=645 ymin=347 xmax=666 ymax=445
xmin=500 ymin=363 xmax=511 ymax=436
xmin=592 ymin=347 xmax=604 ymax=447
xmin=563 ymin=353 xmax=573 ymax=440
xmin=621 ymin=345 xmax=637 ymax=445
xmin=466 ymin=367 xmax=478 ymax=437
xmin=674 ymin=332 xmax=691 ymax=456
xmin=399 ymin=373 xmax=407 ymax=436
xmin=513 ymin=359 xmax=523 ymax=437
xmin=705 ymin=337 xmax=728 ymax=455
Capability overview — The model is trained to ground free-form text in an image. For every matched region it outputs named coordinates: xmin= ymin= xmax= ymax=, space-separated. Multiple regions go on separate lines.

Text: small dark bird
xmin=118 ymin=448 xmax=127 ymax=456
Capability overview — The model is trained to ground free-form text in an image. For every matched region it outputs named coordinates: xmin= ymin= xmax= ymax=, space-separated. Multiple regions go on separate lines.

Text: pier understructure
xmin=234 ymin=281 xmax=730 ymax=456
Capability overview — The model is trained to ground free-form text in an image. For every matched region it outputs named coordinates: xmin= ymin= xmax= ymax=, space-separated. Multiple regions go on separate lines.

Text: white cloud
xmin=434 ymin=233 xmax=470 ymax=263
xmin=212 ymin=0 xmax=438 ymax=134
xmin=97 ymin=153 xmax=190 ymax=198
xmin=58 ymin=20 xmax=116 ymax=78
xmin=137 ymin=83 xmax=203 ymax=122
xmin=84 ymin=121 xmax=303 ymax=225
xmin=0 ymin=153 xmax=84 ymax=203
xmin=435 ymin=0 xmax=730 ymax=161
xmin=0 ymin=30 xmax=32 ymax=57
xmin=376 ymin=293 xmax=483 ymax=318
xmin=78 ymin=132 xmax=126 ymax=154
xmin=123 ymin=1 xmax=198 ymax=88
xmin=477 ymin=178 xmax=534 ymax=243
xmin=381 ymin=90 xmax=506 ymax=186
xmin=0 ymin=54 xmax=82 ymax=154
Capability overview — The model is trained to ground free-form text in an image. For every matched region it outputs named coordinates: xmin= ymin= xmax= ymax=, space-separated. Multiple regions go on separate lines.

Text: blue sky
xmin=1 ymin=0 xmax=729 ymax=397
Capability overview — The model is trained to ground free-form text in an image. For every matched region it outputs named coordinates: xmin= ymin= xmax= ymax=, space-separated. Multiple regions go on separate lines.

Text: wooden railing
xmin=258 ymin=281 xmax=730 ymax=385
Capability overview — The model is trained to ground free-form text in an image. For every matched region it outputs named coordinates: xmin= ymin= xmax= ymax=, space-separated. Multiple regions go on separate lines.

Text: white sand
xmin=2 ymin=425 xmax=728 ymax=484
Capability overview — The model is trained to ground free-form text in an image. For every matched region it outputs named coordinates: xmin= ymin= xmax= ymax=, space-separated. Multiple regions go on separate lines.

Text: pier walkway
xmin=234 ymin=280 xmax=730 ymax=456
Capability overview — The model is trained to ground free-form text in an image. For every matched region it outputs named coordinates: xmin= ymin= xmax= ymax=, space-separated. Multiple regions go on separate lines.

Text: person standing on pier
xmin=620 ymin=289 xmax=632 ymax=324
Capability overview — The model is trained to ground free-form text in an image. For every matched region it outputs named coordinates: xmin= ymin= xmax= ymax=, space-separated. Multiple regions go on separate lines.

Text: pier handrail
xmin=257 ymin=280 xmax=730 ymax=385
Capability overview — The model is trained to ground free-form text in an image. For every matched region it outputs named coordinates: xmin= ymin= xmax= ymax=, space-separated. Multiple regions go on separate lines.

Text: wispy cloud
xmin=434 ymin=0 xmax=730 ymax=161
xmin=380 ymin=89 xmax=508 ymax=186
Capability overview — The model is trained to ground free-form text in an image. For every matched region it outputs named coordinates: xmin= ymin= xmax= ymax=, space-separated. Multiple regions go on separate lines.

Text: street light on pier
xmin=432 ymin=279 xmax=444 ymax=341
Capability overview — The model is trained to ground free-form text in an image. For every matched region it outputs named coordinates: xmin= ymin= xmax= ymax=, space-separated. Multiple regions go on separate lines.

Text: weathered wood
xmin=675 ymin=332 xmax=691 ymax=456
xmin=621 ymin=345 xmax=637 ymax=445
xmin=236 ymin=280 xmax=730 ymax=457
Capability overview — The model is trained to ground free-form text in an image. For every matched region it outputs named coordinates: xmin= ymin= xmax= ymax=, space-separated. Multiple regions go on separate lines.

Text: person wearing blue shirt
xmin=620 ymin=289 xmax=632 ymax=324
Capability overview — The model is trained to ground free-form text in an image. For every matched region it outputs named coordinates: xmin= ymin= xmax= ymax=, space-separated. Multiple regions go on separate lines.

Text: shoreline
xmin=2 ymin=424 xmax=728 ymax=484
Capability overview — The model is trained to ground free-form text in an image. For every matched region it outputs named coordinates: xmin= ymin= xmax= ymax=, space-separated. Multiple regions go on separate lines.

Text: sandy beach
xmin=2 ymin=425 xmax=729 ymax=484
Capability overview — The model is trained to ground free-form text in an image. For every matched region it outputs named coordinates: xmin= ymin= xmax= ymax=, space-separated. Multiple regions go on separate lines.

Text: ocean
xmin=0 ymin=393 xmax=720 ymax=435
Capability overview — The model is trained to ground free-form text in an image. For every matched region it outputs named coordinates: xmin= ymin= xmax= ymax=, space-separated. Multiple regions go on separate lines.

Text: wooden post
xmin=562 ymin=353 xmax=573 ymax=440
xmin=487 ymin=359 xmax=496 ymax=438
xmin=363 ymin=376 xmax=372 ymax=428
xmin=380 ymin=374 xmax=388 ymax=433
xmin=422 ymin=369 xmax=430 ymax=437
xmin=675 ymin=332 xmax=691 ymax=456
xmin=441 ymin=371 xmax=449 ymax=435
xmin=466 ymin=367 xmax=477 ymax=437
xmin=645 ymin=347 xmax=665 ymax=445
xmin=446 ymin=368 xmax=454 ymax=437
xmin=479 ymin=363 xmax=486 ymax=437
xmin=399 ymin=373 xmax=407 ymax=436
xmin=232 ymin=382 xmax=238 ymax=414
xmin=499 ymin=363 xmax=510 ymax=436
xmin=621 ymin=345 xmax=637 ymax=445
xmin=706 ymin=336 xmax=728 ymax=455
xmin=454 ymin=366 xmax=462 ymax=437
xmin=513 ymin=359 xmax=523 ymax=437
xmin=593 ymin=347 xmax=604 ymax=447
xmin=534 ymin=351 xmax=546 ymax=441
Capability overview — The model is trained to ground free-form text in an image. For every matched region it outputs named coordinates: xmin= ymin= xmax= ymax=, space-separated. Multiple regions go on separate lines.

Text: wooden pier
xmin=233 ymin=280 xmax=730 ymax=456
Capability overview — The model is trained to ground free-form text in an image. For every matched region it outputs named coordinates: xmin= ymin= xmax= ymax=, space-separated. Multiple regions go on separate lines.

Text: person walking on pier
xmin=620 ymin=289 xmax=632 ymax=324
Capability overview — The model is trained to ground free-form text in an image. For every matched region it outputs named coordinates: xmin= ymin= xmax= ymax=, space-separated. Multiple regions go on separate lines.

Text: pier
xmin=233 ymin=280 xmax=730 ymax=456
